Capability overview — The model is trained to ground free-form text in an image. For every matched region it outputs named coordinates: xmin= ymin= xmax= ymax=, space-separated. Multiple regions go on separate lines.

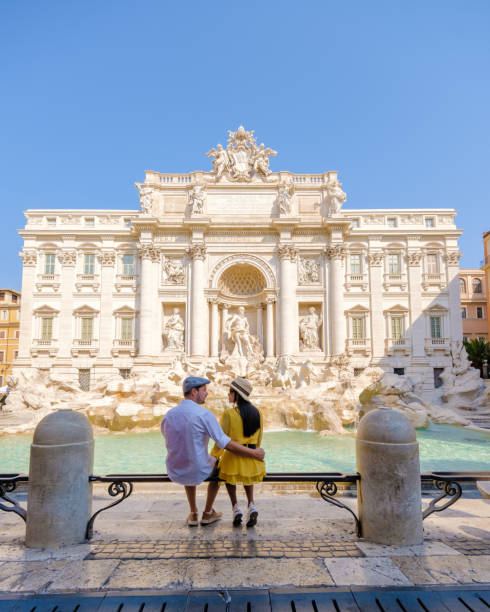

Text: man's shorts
xmin=204 ymin=459 xmax=220 ymax=482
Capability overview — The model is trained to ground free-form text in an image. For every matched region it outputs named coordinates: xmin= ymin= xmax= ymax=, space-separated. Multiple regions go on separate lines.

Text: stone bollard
xmin=356 ymin=407 xmax=423 ymax=546
xmin=483 ymin=360 xmax=488 ymax=379
xmin=26 ymin=409 xmax=94 ymax=548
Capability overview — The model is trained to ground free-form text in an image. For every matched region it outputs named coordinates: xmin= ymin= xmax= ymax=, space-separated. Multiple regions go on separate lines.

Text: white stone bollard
xmin=26 ymin=409 xmax=94 ymax=548
xmin=356 ymin=407 xmax=423 ymax=546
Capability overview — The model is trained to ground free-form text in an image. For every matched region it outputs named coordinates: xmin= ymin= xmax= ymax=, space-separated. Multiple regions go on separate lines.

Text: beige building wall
xmin=0 ymin=289 xmax=21 ymax=387
xmin=459 ymin=269 xmax=487 ymax=341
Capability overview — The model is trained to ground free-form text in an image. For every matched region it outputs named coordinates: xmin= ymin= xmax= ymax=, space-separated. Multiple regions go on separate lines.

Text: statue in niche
xmin=136 ymin=183 xmax=154 ymax=215
xmin=298 ymin=257 xmax=320 ymax=285
xmin=224 ymin=306 xmax=255 ymax=357
xmin=299 ymin=307 xmax=322 ymax=351
xmin=164 ymin=308 xmax=185 ymax=351
xmin=188 ymin=184 xmax=206 ymax=214
xmin=162 ymin=257 xmax=184 ymax=285
xmin=277 ymin=177 xmax=295 ymax=215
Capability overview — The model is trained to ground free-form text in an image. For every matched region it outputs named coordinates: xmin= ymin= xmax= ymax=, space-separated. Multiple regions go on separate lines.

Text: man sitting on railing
xmin=161 ymin=376 xmax=265 ymax=527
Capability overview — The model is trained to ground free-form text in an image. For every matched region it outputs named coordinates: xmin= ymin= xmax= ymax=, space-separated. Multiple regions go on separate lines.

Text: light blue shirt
xmin=161 ymin=399 xmax=231 ymax=486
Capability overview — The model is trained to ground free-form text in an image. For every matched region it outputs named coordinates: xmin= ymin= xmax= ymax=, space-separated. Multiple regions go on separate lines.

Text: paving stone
xmin=356 ymin=540 xmax=461 ymax=557
xmin=42 ymin=560 xmax=120 ymax=592
xmin=324 ymin=557 xmax=413 ymax=586
xmin=391 ymin=554 xmax=490 ymax=585
xmin=0 ymin=561 xmax=63 ymax=592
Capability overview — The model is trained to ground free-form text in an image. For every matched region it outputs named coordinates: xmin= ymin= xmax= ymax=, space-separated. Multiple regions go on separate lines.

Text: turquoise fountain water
xmin=1 ymin=424 xmax=489 ymax=474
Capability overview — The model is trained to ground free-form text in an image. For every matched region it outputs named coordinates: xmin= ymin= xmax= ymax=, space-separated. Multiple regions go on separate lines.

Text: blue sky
xmin=1 ymin=0 xmax=489 ymax=291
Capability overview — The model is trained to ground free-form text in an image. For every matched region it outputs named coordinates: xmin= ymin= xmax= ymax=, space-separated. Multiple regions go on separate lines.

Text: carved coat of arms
xmin=206 ymin=126 xmax=277 ymax=182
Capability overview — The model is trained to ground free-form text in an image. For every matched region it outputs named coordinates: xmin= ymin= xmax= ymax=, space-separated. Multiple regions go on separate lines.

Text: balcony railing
xmin=115 ymin=274 xmax=138 ymax=293
xmin=35 ymin=274 xmax=60 ymax=292
xmin=385 ymin=337 xmax=411 ymax=355
xmin=422 ymin=272 xmax=446 ymax=291
xmin=72 ymin=338 xmax=99 ymax=357
xmin=345 ymin=273 xmax=368 ymax=291
xmin=111 ymin=339 xmax=137 ymax=357
xmin=31 ymin=339 xmax=59 ymax=357
xmin=424 ymin=337 xmax=450 ymax=355
xmin=383 ymin=273 xmax=407 ymax=291
xmin=346 ymin=338 xmax=371 ymax=355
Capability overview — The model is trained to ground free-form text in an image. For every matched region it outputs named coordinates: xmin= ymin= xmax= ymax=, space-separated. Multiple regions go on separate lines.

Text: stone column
xmin=407 ymin=251 xmax=425 ymax=357
xmin=256 ymin=304 xmax=263 ymax=346
xmin=17 ymin=251 xmax=37 ymax=361
xmin=265 ymin=298 xmax=275 ymax=358
xmin=210 ymin=299 xmax=219 ymax=357
xmin=98 ymin=251 xmax=115 ymax=359
xmin=57 ymin=250 xmax=78 ymax=358
xmin=446 ymin=251 xmax=463 ymax=341
xmin=327 ymin=245 xmax=346 ymax=356
xmin=278 ymin=244 xmax=298 ymax=355
xmin=188 ymin=243 xmax=208 ymax=357
xmin=138 ymin=244 xmax=157 ymax=356
xmin=367 ymin=251 xmax=385 ymax=359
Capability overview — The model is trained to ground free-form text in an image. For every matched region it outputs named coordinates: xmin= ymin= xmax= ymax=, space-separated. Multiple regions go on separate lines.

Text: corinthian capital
xmin=20 ymin=251 xmax=37 ymax=266
xmin=277 ymin=244 xmax=298 ymax=261
xmin=445 ymin=251 xmax=462 ymax=266
xmin=100 ymin=250 xmax=116 ymax=266
xmin=407 ymin=251 xmax=423 ymax=266
xmin=138 ymin=244 xmax=160 ymax=262
xmin=187 ymin=243 xmax=207 ymax=261
xmin=58 ymin=250 xmax=77 ymax=267
xmin=367 ymin=251 xmax=384 ymax=266
xmin=325 ymin=244 xmax=346 ymax=261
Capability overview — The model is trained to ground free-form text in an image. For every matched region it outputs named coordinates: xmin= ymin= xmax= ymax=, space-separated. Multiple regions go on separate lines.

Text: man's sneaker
xmin=246 ymin=503 xmax=258 ymax=527
xmin=201 ymin=509 xmax=222 ymax=525
xmin=187 ymin=512 xmax=199 ymax=527
xmin=232 ymin=504 xmax=243 ymax=526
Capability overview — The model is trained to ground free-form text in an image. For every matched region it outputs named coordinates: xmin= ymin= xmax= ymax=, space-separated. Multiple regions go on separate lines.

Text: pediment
xmin=424 ymin=302 xmax=448 ymax=313
xmin=383 ymin=303 xmax=409 ymax=314
xmin=33 ymin=304 xmax=60 ymax=315
xmin=113 ymin=306 xmax=138 ymax=315
xmin=345 ymin=304 xmax=370 ymax=314
xmin=73 ymin=304 xmax=100 ymax=314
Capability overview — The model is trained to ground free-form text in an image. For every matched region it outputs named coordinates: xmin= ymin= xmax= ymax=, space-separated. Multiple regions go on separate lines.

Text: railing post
xmin=26 ymin=410 xmax=94 ymax=548
xmin=356 ymin=407 xmax=423 ymax=545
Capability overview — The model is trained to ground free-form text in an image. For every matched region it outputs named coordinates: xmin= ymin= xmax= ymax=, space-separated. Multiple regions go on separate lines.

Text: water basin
xmin=1 ymin=424 xmax=489 ymax=474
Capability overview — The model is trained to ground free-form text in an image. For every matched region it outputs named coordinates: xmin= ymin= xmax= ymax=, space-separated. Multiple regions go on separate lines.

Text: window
xmin=83 ymin=253 xmax=95 ymax=275
xmin=426 ymin=253 xmax=439 ymax=274
xmin=84 ymin=217 xmax=95 ymax=227
xmin=44 ymin=253 xmax=56 ymax=275
xmin=434 ymin=368 xmax=444 ymax=389
xmin=119 ymin=368 xmax=131 ymax=379
xmin=15 ymin=330 xmax=20 ymax=339
xmin=0 ymin=351 xmax=4 ymax=362
xmin=121 ymin=318 xmax=133 ymax=340
xmin=351 ymin=317 xmax=364 ymax=339
xmin=14 ymin=351 xmax=18 ymax=359
xmin=477 ymin=307 xmax=483 ymax=319
xmin=80 ymin=318 xmax=93 ymax=341
xmin=460 ymin=278 xmax=466 ymax=293
xmin=350 ymin=254 xmax=362 ymax=275
xmin=1 ymin=310 xmax=7 ymax=320
xmin=430 ymin=316 xmax=442 ymax=338
xmin=41 ymin=318 xmax=53 ymax=341
xmin=391 ymin=317 xmax=403 ymax=339
xmin=461 ymin=307 xmax=467 ymax=318
xmin=11 ymin=294 xmax=17 ymax=303
xmin=47 ymin=217 xmax=57 ymax=226
xmin=394 ymin=368 xmax=405 ymax=376
xmin=0 ymin=292 xmax=4 ymax=301
xmin=122 ymin=254 xmax=135 ymax=275
xmin=387 ymin=218 xmax=397 ymax=228
xmin=425 ymin=217 xmax=435 ymax=228
xmin=350 ymin=218 xmax=359 ymax=228
xmin=0 ymin=331 xmax=5 ymax=339
xmin=472 ymin=278 xmax=482 ymax=293
xmin=388 ymin=254 xmax=401 ymax=274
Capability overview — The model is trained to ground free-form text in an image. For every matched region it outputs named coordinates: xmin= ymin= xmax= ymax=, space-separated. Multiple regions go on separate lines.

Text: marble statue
xmin=298 ymin=257 xmax=320 ymax=285
xmin=299 ymin=307 xmax=322 ymax=350
xmin=277 ymin=178 xmax=295 ymax=215
xmin=188 ymin=184 xmax=206 ymax=214
xmin=162 ymin=257 xmax=185 ymax=285
xmin=327 ymin=180 xmax=346 ymax=216
xmin=164 ymin=308 xmax=185 ymax=351
xmin=136 ymin=183 xmax=154 ymax=215
xmin=224 ymin=307 xmax=255 ymax=357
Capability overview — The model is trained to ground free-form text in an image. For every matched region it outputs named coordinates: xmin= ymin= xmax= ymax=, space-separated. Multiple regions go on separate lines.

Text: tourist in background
xmin=162 ymin=376 xmax=265 ymax=526
xmin=211 ymin=377 xmax=265 ymax=527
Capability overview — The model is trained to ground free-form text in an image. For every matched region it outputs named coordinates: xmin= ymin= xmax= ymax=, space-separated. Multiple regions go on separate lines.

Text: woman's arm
xmin=225 ymin=440 xmax=265 ymax=461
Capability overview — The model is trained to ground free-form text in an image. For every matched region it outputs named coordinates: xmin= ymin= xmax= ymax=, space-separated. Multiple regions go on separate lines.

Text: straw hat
xmin=230 ymin=377 xmax=252 ymax=401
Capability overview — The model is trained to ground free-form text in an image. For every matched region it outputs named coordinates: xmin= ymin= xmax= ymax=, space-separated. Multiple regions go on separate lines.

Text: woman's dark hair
xmin=232 ymin=392 xmax=260 ymax=438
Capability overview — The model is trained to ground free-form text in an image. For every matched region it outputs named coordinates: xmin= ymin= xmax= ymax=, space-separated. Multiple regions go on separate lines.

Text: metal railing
xmin=2 ymin=471 xmax=489 ymax=542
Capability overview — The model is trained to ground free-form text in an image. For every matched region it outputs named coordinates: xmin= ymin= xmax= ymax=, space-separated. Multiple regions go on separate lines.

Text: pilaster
xmin=446 ymin=251 xmax=463 ymax=341
xmin=277 ymin=244 xmax=298 ymax=355
xmin=326 ymin=244 xmax=346 ymax=356
xmin=98 ymin=250 xmax=116 ymax=359
xmin=188 ymin=243 xmax=208 ymax=357
xmin=17 ymin=251 xmax=37 ymax=361
xmin=57 ymin=250 xmax=77 ymax=359
xmin=367 ymin=251 xmax=384 ymax=360
xmin=407 ymin=250 xmax=425 ymax=358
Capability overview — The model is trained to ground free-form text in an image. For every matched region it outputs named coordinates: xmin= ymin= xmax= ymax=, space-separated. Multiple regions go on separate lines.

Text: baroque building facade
xmin=0 ymin=289 xmax=21 ymax=388
xmin=15 ymin=127 xmax=463 ymax=393
xmin=459 ymin=269 xmax=487 ymax=342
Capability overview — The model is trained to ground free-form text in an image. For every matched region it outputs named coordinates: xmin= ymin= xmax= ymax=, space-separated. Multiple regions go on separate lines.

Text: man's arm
xmin=225 ymin=440 xmax=265 ymax=462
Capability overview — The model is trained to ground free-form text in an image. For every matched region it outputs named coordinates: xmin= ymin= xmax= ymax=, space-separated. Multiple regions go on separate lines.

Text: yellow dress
xmin=211 ymin=407 xmax=266 ymax=485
